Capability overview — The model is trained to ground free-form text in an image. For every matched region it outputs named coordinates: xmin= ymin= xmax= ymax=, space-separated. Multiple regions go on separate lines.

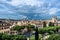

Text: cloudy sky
xmin=0 ymin=0 xmax=60 ymax=20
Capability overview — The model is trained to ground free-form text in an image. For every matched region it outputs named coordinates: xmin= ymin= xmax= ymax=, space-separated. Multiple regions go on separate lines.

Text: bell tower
xmin=52 ymin=16 xmax=57 ymax=23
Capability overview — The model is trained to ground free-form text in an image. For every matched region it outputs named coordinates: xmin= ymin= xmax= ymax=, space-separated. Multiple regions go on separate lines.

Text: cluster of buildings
xmin=0 ymin=16 xmax=60 ymax=34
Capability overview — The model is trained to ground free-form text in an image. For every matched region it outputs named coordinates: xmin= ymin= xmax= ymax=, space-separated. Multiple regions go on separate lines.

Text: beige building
xmin=0 ymin=16 xmax=60 ymax=34
xmin=16 ymin=16 xmax=58 ymax=27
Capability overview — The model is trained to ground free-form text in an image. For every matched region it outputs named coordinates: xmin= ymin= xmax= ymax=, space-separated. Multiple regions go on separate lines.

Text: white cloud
xmin=3 ymin=0 xmax=43 ymax=7
xmin=7 ymin=11 xmax=15 ymax=13
xmin=0 ymin=0 xmax=60 ymax=20
xmin=0 ymin=0 xmax=60 ymax=15
xmin=49 ymin=8 xmax=57 ymax=15
xmin=49 ymin=8 xmax=60 ymax=15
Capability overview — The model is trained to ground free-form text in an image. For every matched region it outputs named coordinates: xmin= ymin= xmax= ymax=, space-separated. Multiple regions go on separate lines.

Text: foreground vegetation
xmin=0 ymin=33 xmax=26 ymax=40
xmin=46 ymin=34 xmax=60 ymax=40
xmin=0 ymin=33 xmax=60 ymax=40
xmin=38 ymin=26 xmax=60 ymax=34
xmin=11 ymin=25 xmax=60 ymax=34
xmin=1 ymin=25 xmax=60 ymax=40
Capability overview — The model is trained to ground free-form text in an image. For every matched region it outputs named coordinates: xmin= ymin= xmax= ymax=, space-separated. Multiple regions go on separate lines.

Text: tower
xmin=52 ymin=16 xmax=57 ymax=23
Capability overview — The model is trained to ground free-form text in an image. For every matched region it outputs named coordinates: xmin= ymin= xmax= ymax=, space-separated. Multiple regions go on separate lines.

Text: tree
xmin=0 ymin=33 xmax=26 ymax=40
xmin=49 ymin=22 xmax=54 ymax=26
xmin=2 ymin=34 xmax=11 ymax=40
xmin=0 ymin=33 xmax=3 ymax=40
xmin=38 ymin=27 xmax=60 ymax=34
xmin=35 ymin=27 xmax=39 ymax=40
xmin=11 ymin=25 xmax=25 ymax=31
xmin=11 ymin=25 xmax=35 ymax=39
xmin=46 ymin=34 xmax=60 ymax=40
xmin=43 ymin=21 xmax=46 ymax=27
xmin=11 ymin=25 xmax=35 ymax=31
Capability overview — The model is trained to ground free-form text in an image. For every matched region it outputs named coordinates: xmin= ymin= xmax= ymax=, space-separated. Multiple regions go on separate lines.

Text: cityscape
xmin=0 ymin=0 xmax=60 ymax=40
xmin=0 ymin=16 xmax=60 ymax=40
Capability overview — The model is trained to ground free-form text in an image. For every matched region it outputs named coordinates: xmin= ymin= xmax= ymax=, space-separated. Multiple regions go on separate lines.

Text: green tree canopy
xmin=0 ymin=33 xmax=26 ymax=40
xmin=38 ymin=26 xmax=60 ymax=34
xmin=11 ymin=25 xmax=35 ymax=31
xmin=46 ymin=34 xmax=60 ymax=40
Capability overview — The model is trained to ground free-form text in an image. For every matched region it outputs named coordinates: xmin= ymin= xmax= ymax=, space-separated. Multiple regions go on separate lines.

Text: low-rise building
xmin=0 ymin=16 xmax=60 ymax=34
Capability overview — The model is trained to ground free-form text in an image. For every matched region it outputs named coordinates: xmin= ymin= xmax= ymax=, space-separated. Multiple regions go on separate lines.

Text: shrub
xmin=0 ymin=33 xmax=26 ymax=40
xmin=46 ymin=34 xmax=60 ymax=40
xmin=11 ymin=25 xmax=35 ymax=31
xmin=38 ymin=26 xmax=60 ymax=34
